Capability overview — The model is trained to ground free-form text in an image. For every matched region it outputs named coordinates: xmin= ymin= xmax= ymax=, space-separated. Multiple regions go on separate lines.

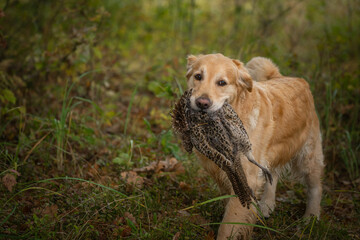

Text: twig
xmin=23 ymin=131 xmax=51 ymax=163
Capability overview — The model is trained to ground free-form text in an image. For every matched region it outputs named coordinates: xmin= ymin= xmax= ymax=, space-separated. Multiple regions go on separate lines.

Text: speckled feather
xmin=171 ymin=89 xmax=272 ymax=208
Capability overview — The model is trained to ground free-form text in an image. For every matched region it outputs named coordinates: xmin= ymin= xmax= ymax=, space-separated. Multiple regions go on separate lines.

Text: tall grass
xmin=341 ymin=131 xmax=359 ymax=181
xmin=54 ymin=81 xmax=80 ymax=170
xmin=54 ymin=78 xmax=99 ymax=170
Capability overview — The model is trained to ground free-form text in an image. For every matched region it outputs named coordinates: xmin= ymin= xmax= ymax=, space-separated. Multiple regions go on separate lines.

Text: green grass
xmin=0 ymin=0 xmax=359 ymax=239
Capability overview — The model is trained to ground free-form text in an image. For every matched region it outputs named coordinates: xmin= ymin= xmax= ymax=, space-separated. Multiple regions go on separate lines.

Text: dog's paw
xmin=302 ymin=214 xmax=320 ymax=225
xmin=303 ymin=211 xmax=320 ymax=220
xmin=259 ymin=200 xmax=276 ymax=218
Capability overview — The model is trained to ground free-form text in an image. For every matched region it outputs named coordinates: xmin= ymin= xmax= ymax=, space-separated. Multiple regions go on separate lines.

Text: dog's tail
xmin=246 ymin=57 xmax=282 ymax=82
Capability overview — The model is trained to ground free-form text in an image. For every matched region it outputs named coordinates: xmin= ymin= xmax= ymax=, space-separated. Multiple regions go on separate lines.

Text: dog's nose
xmin=195 ymin=97 xmax=212 ymax=109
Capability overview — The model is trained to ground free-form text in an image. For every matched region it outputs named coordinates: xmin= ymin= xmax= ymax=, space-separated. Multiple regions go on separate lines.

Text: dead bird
xmin=171 ymin=89 xmax=272 ymax=208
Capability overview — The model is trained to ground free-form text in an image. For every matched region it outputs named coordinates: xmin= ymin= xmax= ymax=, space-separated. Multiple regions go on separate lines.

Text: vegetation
xmin=0 ymin=0 xmax=359 ymax=239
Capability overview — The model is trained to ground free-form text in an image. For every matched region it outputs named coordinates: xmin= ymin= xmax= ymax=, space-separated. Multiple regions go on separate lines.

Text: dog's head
xmin=186 ymin=53 xmax=252 ymax=112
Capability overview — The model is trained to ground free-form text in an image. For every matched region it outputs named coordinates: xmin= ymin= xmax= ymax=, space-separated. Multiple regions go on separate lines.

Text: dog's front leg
xmin=217 ymin=197 xmax=257 ymax=240
xmin=259 ymin=173 xmax=278 ymax=218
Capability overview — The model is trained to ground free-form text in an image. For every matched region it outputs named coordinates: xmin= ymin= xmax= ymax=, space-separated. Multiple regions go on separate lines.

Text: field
xmin=0 ymin=0 xmax=359 ymax=239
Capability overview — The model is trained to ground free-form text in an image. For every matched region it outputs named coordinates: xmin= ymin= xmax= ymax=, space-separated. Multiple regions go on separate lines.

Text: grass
xmin=124 ymin=86 xmax=138 ymax=137
xmin=341 ymin=131 xmax=359 ymax=181
xmin=55 ymin=81 xmax=74 ymax=171
xmin=0 ymin=0 xmax=359 ymax=239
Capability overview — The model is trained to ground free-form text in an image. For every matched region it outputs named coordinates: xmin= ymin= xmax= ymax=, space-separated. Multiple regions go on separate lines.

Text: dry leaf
xmin=120 ymin=171 xmax=144 ymax=189
xmin=124 ymin=212 xmax=136 ymax=224
xmin=121 ymin=225 xmax=132 ymax=237
xmin=179 ymin=181 xmax=190 ymax=190
xmin=81 ymin=182 xmax=91 ymax=188
xmin=133 ymin=158 xmax=185 ymax=175
xmin=99 ymin=175 xmax=112 ymax=184
xmin=42 ymin=204 xmax=58 ymax=218
xmin=121 ymin=212 xmax=136 ymax=237
xmin=104 ymin=122 xmax=121 ymax=134
xmin=133 ymin=161 xmax=163 ymax=173
xmin=165 ymin=158 xmax=185 ymax=175
xmin=2 ymin=174 xmax=17 ymax=192
xmin=177 ymin=210 xmax=191 ymax=217
xmin=87 ymin=163 xmax=100 ymax=178
xmin=204 ymin=230 xmax=215 ymax=240
xmin=172 ymin=232 xmax=181 ymax=240
xmin=113 ymin=216 xmax=125 ymax=226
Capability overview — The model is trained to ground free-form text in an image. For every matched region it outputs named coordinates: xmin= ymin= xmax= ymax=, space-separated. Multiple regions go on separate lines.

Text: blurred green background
xmin=0 ymin=0 xmax=359 ymax=239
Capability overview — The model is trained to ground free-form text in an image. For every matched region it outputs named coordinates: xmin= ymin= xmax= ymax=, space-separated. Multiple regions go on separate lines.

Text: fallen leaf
xmin=165 ymin=158 xmax=185 ymax=175
xmin=177 ymin=210 xmax=191 ymax=217
xmin=104 ymin=123 xmax=121 ymax=134
xmin=80 ymin=182 xmax=91 ymax=188
xmin=87 ymin=163 xmax=100 ymax=178
xmin=133 ymin=161 xmax=163 ymax=174
xmin=179 ymin=181 xmax=190 ymax=190
xmin=124 ymin=212 xmax=136 ymax=224
xmin=172 ymin=232 xmax=181 ymax=240
xmin=120 ymin=171 xmax=144 ymax=189
xmin=204 ymin=230 xmax=215 ymax=240
xmin=120 ymin=225 xmax=132 ymax=237
xmin=2 ymin=174 xmax=17 ymax=192
xmin=133 ymin=157 xmax=184 ymax=175
xmin=42 ymin=204 xmax=58 ymax=218
xmin=99 ymin=175 xmax=112 ymax=184
xmin=113 ymin=216 xmax=125 ymax=226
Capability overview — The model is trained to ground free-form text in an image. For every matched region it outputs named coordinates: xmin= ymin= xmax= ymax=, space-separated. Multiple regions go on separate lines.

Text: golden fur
xmin=186 ymin=54 xmax=324 ymax=240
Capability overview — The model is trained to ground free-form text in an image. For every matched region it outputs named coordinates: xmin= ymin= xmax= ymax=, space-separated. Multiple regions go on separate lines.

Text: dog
xmin=185 ymin=53 xmax=324 ymax=239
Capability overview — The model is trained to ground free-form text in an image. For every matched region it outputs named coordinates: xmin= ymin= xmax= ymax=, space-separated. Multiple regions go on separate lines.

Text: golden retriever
xmin=185 ymin=53 xmax=324 ymax=239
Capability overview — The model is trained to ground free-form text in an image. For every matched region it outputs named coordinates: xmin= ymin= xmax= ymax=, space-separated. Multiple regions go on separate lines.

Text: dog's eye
xmin=217 ymin=80 xmax=227 ymax=86
xmin=194 ymin=74 xmax=202 ymax=80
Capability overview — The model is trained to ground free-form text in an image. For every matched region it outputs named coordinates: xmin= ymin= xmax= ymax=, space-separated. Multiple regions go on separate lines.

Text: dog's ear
xmin=186 ymin=54 xmax=203 ymax=79
xmin=187 ymin=55 xmax=198 ymax=70
xmin=186 ymin=55 xmax=196 ymax=79
xmin=232 ymin=59 xmax=253 ymax=92
xmin=187 ymin=54 xmax=204 ymax=68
